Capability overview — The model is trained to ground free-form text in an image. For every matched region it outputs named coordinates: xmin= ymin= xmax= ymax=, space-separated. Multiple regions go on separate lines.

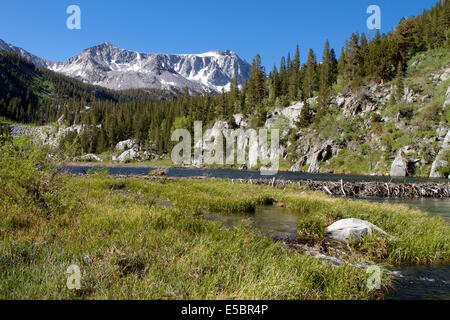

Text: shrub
xmin=0 ymin=135 xmax=78 ymax=218
xmin=297 ymin=216 xmax=325 ymax=239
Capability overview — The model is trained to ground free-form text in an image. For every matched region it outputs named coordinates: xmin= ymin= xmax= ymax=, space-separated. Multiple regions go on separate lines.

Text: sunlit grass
xmin=1 ymin=175 xmax=448 ymax=299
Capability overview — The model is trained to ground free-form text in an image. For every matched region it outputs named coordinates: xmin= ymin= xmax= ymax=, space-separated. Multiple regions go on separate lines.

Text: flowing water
xmin=65 ymin=165 xmax=449 ymax=299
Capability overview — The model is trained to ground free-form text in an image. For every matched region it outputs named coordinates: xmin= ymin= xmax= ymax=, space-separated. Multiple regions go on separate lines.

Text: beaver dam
xmin=220 ymin=178 xmax=448 ymax=198
xmin=105 ymin=173 xmax=449 ymax=198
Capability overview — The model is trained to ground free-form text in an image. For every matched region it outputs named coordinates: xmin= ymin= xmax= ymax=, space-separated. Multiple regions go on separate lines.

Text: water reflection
xmin=64 ymin=165 xmax=450 ymax=184
xmin=203 ymin=205 xmax=300 ymax=238
xmin=358 ymin=197 xmax=450 ymax=222
xmin=204 ymin=204 xmax=449 ymax=300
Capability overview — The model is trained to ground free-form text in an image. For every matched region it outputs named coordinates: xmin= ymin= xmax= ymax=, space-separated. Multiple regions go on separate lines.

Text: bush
xmin=0 ymin=135 xmax=78 ymax=218
xmin=297 ymin=216 xmax=325 ymax=239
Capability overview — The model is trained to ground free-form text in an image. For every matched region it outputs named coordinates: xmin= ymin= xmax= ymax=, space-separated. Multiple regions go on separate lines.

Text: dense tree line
xmin=1 ymin=0 xmax=448 ymax=156
xmin=0 ymin=52 xmax=176 ymax=124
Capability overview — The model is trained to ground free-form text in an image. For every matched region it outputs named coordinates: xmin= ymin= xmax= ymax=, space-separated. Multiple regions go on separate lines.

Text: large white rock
xmin=430 ymin=159 xmax=448 ymax=178
xmin=268 ymin=102 xmax=304 ymax=128
xmin=307 ymin=151 xmax=321 ymax=174
xmin=79 ymin=154 xmax=102 ymax=162
xmin=430 ymin=129 xmax=449 ymax=178
xmin=117 ymin=149 xmax=138 ymax=163
xmin=233 ymin=114 xmax=248 ymax=128
xmin=326 ymin=218 xmax=387 ymax=244
xmin=115 ymin=139 xmax=136 ymax=152
xmin=440 ymin=68 xmax=450 ymax=82
xmin=390 ymin=151 xmax=408 ymax=177
xmin=212 ymin=120 xmax=229 ymax=131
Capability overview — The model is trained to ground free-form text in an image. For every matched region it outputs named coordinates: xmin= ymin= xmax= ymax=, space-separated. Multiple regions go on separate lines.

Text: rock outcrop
xmin=77 ymin=154 xmax=103 ymax=162
xmin=111 ymin=139 xmax=159 ymax=163
xmin=390 ymin=151 xmax=408 ymax=177
xmin=430 ymin=129 xmax=449 ymax=178
xmin=326 ymin=218 xmax=387 ymax=244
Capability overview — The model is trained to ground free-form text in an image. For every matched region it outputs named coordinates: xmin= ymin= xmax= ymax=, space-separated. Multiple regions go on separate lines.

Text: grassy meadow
xmin=2 ymin=172 xmax=450 ymax=299
xmin=1 ymin=137 xmax=449 ymax=299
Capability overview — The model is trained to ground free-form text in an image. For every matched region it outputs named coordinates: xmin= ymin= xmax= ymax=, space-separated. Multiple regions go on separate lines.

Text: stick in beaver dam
xmin=102 ymin=174 xmax=449 ymax=199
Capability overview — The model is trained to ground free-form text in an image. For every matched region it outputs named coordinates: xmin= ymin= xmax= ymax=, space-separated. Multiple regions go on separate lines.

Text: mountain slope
xmin=0 ymin=38 xmax=48 ymax=68
xmin=0 ymin=51 xmax=176 ymax=124
xmin=0 ymin=39 xmax=251 ymax=93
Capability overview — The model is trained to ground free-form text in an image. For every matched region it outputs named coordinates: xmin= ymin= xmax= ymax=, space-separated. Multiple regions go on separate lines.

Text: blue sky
xmin=0 ymin=0 xmax=440 ymax=70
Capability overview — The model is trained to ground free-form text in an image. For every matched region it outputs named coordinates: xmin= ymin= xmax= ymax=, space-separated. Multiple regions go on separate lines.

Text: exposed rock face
xmin=233 ymin=114 xmax=248 ymax=128
xmin=429 ymin=67 xmax=450 ymax=82
xmin=190 ymin=120 xmax=281 ymax=170
xmin=430 ymin=129 xmax=449 ymax=178
xmin=430 ymin=159 xmax=448 ymax=178
xmin=289 ymin=135 xmax=336 ymax=174
xmin=326 ymin=218 xmax=387 ymax=244
xmin=116 ymin=149 xmax=139 ymax=163
xmin=112 ymin=139 xmax=159 ymax=163
xmin=403 ymin=87 xmax=419 ymax=104
xmin=0 ymin=38 xmax=251 ymax=93
xmin=7 ymin=123 xmax=85 ymax=148
xmin=307 ymin=151 xmax=322 ymax=174
xmin=443 ymin=86 xmax=450 ymax=111
xmin=0 ymin=38 xmax=48 ymax=67
xmin=290 ymin=156 xmax=307 ymax=172
xmin=268 ymin=102 xmax=304 ymax=128
xmin=8 ymin=124 xmax=35 ymax=138
xmin=115 ymin=139 xmax=136 ymax=152
xmin=78 ymin=154 xmax=103 ymax=162
xmin=390 ymin=151 xmax=408 ymax=177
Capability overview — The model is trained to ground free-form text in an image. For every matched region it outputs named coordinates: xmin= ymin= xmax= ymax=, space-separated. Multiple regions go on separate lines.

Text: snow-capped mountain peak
xmin=0 ymin=38 xmax=250 ymax=93
xmin=47 ymin=42 xmax=250 ymax=92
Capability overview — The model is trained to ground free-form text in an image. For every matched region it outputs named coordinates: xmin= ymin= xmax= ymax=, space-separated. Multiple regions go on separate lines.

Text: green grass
xmin=1 ymin=153 xmax=449 ymax=299
xmin=1 ymin=176 xmax=387 ymax=300
xmin=407 ymin=45 xmax=450 ymax=78
xmin=279 ymin=192 xmax=449 ymax=264
xmin=2 ymin=175 xmax=450 ymax=299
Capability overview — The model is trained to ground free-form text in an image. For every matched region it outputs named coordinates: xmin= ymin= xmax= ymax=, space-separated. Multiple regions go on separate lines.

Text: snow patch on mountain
xmin=0 ymin=39 xmax=250 ymax=93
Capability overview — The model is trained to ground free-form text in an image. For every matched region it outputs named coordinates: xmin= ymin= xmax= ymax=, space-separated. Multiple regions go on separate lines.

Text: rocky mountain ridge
xmin=0 ymin=39 xmax=251 ymax=93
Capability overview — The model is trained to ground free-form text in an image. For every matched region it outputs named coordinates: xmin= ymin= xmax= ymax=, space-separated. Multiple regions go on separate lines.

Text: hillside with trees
xmin=1 ymin=0 xmax=449 ymax=176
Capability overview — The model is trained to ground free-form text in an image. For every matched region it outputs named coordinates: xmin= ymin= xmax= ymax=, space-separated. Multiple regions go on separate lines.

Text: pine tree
xmin=298 ymin=99 xmax=312 ymax=128
xmin=269 ymin=64 xmax=280 ymax=102
xmin=247 ymin=54 xmax=266 ymax=123
xmin=395 ymin=61 xmax=405 ymax=103
xmin=303 ymin=48 xmax=317 ymax=98
xmin=394 ymin=17 xmax=417 ymax=67
xmin=279 ymin=56 xmax=288 ymax=97
xmin=318 ymin=40 xmax=332 ymax=118
xmin=288 ymin=44 xmax=301 ymax=100
xmin=346 ymin=33 xmax=363 ymax=89
xmin=359 ymin=33 xmax=368 ymax=77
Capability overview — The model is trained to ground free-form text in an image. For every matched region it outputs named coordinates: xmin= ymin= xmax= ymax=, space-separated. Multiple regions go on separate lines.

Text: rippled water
xmin=385 ymin=265 xmax=450 ymax=300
